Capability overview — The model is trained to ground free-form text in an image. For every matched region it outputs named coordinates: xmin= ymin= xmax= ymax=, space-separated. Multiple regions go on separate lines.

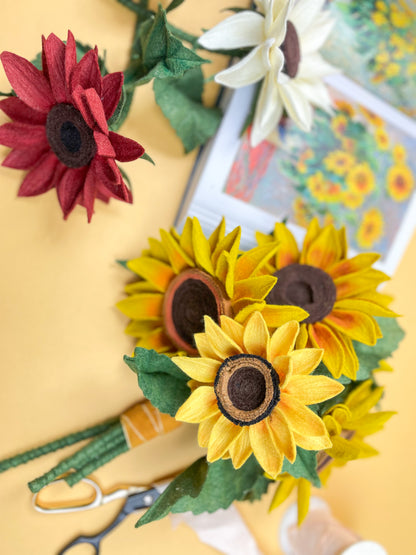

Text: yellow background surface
xmin=0 ymin=1 xmax=414 ymax=553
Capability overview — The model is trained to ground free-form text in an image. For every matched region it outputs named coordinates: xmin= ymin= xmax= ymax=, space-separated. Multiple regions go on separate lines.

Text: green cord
xmin=0 ymin=418 xmax=118 ymax=473
xmin=28 ymin=422 xmax=126 ymax=493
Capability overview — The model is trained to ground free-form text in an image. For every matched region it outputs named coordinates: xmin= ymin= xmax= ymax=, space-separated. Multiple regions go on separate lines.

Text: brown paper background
xmin=0 ymin=1 xmax=414 ymax=553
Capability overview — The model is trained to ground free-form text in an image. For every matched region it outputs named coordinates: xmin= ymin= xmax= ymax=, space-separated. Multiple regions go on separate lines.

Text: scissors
xmin=33 ymin=477 xmax=169 ymax=554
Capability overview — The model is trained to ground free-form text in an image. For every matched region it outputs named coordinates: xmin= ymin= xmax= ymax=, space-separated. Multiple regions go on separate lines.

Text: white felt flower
xmin=199 ymin=0 xmax=337 ymax=146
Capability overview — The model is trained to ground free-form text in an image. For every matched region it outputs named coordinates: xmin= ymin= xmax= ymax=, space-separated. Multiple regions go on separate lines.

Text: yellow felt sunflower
xmin=117 ymin=217 xmax=307 ymax=355
xmin=256 ymin=219 xmax=397 ymax=379
xmin=269 ymin=378 xmax=395 ymax=523
xmin=173 ymin=311 xmax=344 ymax=479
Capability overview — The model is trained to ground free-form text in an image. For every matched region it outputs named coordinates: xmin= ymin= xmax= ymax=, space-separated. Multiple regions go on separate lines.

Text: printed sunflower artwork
xmin=322 ymin=0 xmax=416 ymax=116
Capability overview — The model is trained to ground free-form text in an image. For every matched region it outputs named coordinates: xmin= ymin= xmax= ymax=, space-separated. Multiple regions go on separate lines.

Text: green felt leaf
xmin=281 ymin=448 xmax=321 ymax=488
xmin=153 ymin=67 xmax=222 ymax=152
xmin=140 ymin=152 xmax=155 ymax=165
xmin=136 ymin=455 xmax=268 ymax=527
xmin=124 ymin=348 xmax=190 ymax=416
xmin=355 ymin=317 xmax=405 ymax=381
xmin=108 ymin=86 xmax=135 ymax=132
xmin=166 ymin=0 xmax=185 ymax=12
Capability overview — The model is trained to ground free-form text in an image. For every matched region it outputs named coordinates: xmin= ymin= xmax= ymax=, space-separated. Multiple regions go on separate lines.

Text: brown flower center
xmin=281 ymin=21 xmax=301 ymax=78
xmin=46 ymin=103 xmax=96 ymax=168
xmin=215 ymin=354 xmax=280 ymax=426
xmin=266 ymin=263 xmax=337 ymax=324
xmin=163 ymin=268 xmax=233 ymax=355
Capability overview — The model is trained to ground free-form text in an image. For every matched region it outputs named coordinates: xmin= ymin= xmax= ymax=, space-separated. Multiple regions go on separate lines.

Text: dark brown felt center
xmin=163 ymin=268 xmax=233 ymax=355
xmin=266 ymin=263 xmax=337 ymax=324
xmin=281 ymin=21 xmax=301 ymax=78
xmin=215 ymin=354 xmax=280 ymax=426
xmin=46 ymin=103 xmax=96 ymax=168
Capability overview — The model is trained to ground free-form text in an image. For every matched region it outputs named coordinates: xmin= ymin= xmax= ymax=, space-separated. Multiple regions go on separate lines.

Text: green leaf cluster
xmin=124 ymin=348 xmax=191 ymax=416
xmin=281 ymin=447 xmax=320 ymax=487
xmin=136 ymin=456 xmax=272 ymax=527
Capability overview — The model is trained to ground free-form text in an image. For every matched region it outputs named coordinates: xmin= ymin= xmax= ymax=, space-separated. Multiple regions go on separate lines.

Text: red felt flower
xmin=0 ymin=31 xmax=145 ymax=221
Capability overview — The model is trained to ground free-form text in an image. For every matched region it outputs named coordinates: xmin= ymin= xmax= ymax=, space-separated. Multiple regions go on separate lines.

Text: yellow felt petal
xmin=171 ymin=356 xmax=220 ymax=383
xmin=147 ymin=237 xmax=169 ymax=262
xmin=175 ymin=386 xmax=219 ymax=423
xmin=198 ymin=413 xmax=220 ymax=448
xmin=207 ymin=415 xmax=242 ymax=462
xmin=235 ymin=244 xmax=278 ymax=280
xmin=192 ymin=218 xmax=215 ymax=274
xmin=233 ymin=299 xmax=266 ymax=321
xmin=125 ymin=318 xmax=161 ymax=337
xmin=126 ymin=257 xmax=175 ymax=292
xmin=347 ymin=437 xmax=379 ymax=458
xmin=179 ymin=217 xmax=195 ymax=260
xmin=136 ymin=327 xmax=170 ymax=352
xmin=308 ymin=322 xmax=345 ymax=379
xmin=279 ymin=393 xmax=328 ymax=437
xmin=261 ymin=305 xmax=308 ymax=329
xmin=208 ymin=217 xmax=226 ymax=251
xmin=285 ymin=375 xmax=344 ymax=405
xmin=295 ymin=323 xmax=308 ymax=349
xmin=220 ymin=316 xmax=245 ymax=350
xmin=204 ymin=316 xmax=243 ymax=359
xmin=348 ymin=387 xmax=384 ymax=420
xmin=124 ymin=280 xmax=160 ymax=294
xmin=299 ymin=218 xmax=321 ymax=264
xmin=297 ymin=478 xmax=312 ymax=526
xmin=289 ymin=348 xmax=324 ymax=376
xmin=212 ymin=226 xmax=241 ymax=268
xmin=194 ymin=332 xmax=222 ymax=361
xmin=328 ymin=253 xmax=380 ymax=280
xmin=249 ymin=420 xmax=284 ymax=479
xmin=292 ymin=430 xmax=332 ymax=451
xmin=325 ymin=435 xmax=361 ymax=461
xmin=269 ymin=476 xmax=297 ymax=512
xmin=215 ymin=251 xmax=234 ymax=299
xmin=243 ymin=311 xmax=270 ymax=357
xmin=268 ymin=408 xmax=296 ymax=463
xmin=323 ymin=414 xmax=343 ymax=436
xmin=345 ymin=411 xmax=396 ymax=435
xmin=269 ymin=321 xmax=300 ymax=359
xmin=304 ymin=225 xmax=342 ymax=270
xmin=338 ymin=227 xmax=347 ymax=259
xmin=255 ymin=230 xmax=274 ymax=247
xmin=272 ymin=356 xmax=293 ymax=389
xmin=160 ymin=229 xmax=194 ymax=273
xmin=234 ymin=275 xmax=277 ymax=302
xmin=374 ymin=360 xmax=394 ymax=373
xmin=335 ymin=268 xmax=389 ymax=299
xmin=273 ymin=222 xmax=300 ymax=268
xmin=333 ymin=332 xmax=359 ymax=380
xmin=344 ymin=379 xmax=372 ymax=407
xmin=229 ymin=427 xmax=253 ymax=469
xmin=325 ymin=310 xmax=379 ymax=345
xmin=116 ymin=293 xmax=163 ymax=319
xmin=333 ymin=298 xmax=399 ymax=318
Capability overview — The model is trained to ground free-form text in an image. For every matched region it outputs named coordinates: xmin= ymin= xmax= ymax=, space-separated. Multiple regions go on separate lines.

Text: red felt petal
xmin=102 ymin=72 xmax=123 ymax=120
xmin=70 ymin=49 xmax=102 ymax=96
xmin=42 ymin=33 xmax=67 ymax=103
xmin=0 ymin=52 xmax=55 ymax=112
xmin=94 ymin=131 xmax=115 ymax=157
xmin=83 ymin=88 xmax=108 ymax=134
xmin=0 ymin=97 xmax=47 ymax=125
xmin=83 ymin=162 xmax=98 ymax=222
xmin=95 ymin=157 xmax=121 ymax=185
xmin=99 ymin=178 xmax=132 ymax=203
xmin=109 ymin=131 xmax=144 ymax=162
xmin=56 ymin=166 xmax=87 ymax=219
xmin=17 ymin=151 xmax=59 ymax=196
xmin=0 ymin=122 xmax=48 ymax=149
xmin=71 ymin=86 xmax=94 ymax=128
xmin=3 ymin=146 xmax=49 ymax=169
xmin=65 ymin=31 xmax=77 ymax=100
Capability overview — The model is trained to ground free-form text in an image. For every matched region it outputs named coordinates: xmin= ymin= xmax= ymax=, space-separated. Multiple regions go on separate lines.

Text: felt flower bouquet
xmin=0 ymin=0 xmax=405 ymax=535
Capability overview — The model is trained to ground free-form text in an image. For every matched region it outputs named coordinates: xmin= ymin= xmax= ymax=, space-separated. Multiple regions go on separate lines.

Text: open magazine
xmin=176 ymin=0 xmax=416 ymax=275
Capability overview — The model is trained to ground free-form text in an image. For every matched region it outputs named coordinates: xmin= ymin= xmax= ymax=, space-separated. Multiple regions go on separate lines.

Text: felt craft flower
xmin=269 ymin=379 xmax=395 ymax=524
xmin=256 ymin=219 xmax=397 ymax=379
xmin=117 ymin=217 xmax=307 ymax=355
xmin=0 ymin=31 xmax=145 ymax=221
xmin=199 ymin=0 xmax=337 ymax=146
xmin=173 ymin=311 xmax=344 ymax=478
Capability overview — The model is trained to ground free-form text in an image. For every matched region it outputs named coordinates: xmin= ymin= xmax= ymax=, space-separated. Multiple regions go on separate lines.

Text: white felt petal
xmin=279 ymin=80 xmax=313 ymax=131
xmin=251 ymin=74 xmax=283 ymax=146
xmin=199 ymin=12 xmax=265 ymax=50
xmin=290 ymin=0 xmax=326 ymax=35
xmin=215 ymin=41 xmax=272 ymax=88
xmin=295 ymin=78 xmax=333 ymax=113
xmin=299 ymin=53 xmax=338 ymax=79
xmin=268 ymin=0 xmax=292 ymax=43
xmin=301 ymin=15 xmax=335 ymax=55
